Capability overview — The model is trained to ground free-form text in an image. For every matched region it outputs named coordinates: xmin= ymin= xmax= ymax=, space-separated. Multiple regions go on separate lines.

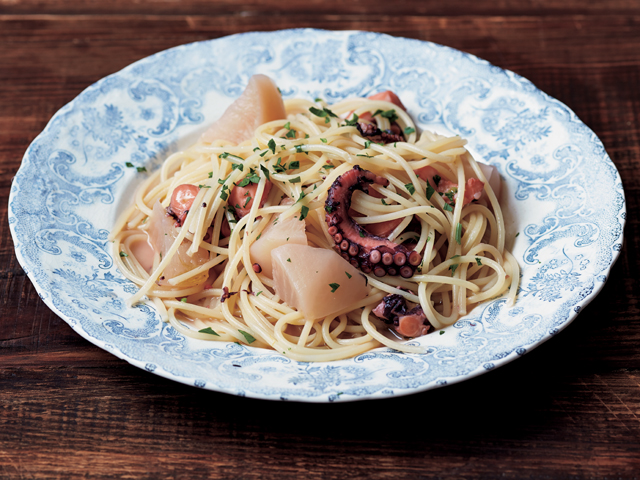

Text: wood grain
xmin=1 ymin=2 xmax=639 ymax=478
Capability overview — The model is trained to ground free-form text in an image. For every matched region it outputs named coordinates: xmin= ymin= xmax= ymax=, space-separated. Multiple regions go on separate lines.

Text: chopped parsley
xmin=329 ymin=283 xmax=340 ymax=293
xmin=345 ymin=272 xmax=352 ymax=279
xmin=231 ymin=163 xmax=244 ymax=171
xmin=320 ymin=138 xmax=327 ymax=143
xmin=284 ymin=122 xmax=291 ymax=130
xmin=259 ymin=164 xmax=270 ymax=181
xmin=426 ymin=183 xmax=435 ymax=200
xmin=515 ymin=232 xmax=520 ymax=237
xmin=299 ymin=205 xmax=309 ymax=221
xmin=220 ymin=152 xmax=244 ymax=162
xmin=297 ymin=191 xmax=307 ymax=202
xmin=345 ymin=113 xmax=359 ymax=126
xmin=136 ymin=166 xmax=147 ymax=173
xmin=309 ymin=106 xmax=338 ymax=121
xmin=198 ymin=185 xmax=211 ymax=189
xmin=314 ymin=97 xmax=323 ymax=103
xmin=237 ymin=169 xmax=260 ymax=187
xmin=372 ymin=109 xmax=398 ymax=123
xmin=359 ymin=230 xmax=365 ymax=238
xmin=322 ymin=164 xmax=335 ymax=170
xmin=256 ymin=291 xmax=263 ymax=296
xmin=294 ymin=145 xmax=304 ymax=154
xmin=208 ymin=171 xmax=213 ymax=178
xmin=455 ymin=223 xmax=462 ymax=245
xmin=433 ymin=175 xmax=441 ymax=186
xmin=444 ymin=189 xmax=456 ymax=204
xmin=364 ymin=140 xmax=371 ymax=149
xmin=273 ymin=158 xmax=286 ymax=173
xmin=287 ymin=258 xmax=291 ymax=262
xmin=285 ymin=128 xmax=297 ymax=139
xmin=440 ymin=330 xmax=445 ymax=335
xmin=288 ymin=160 xmax=300 ymax=170
xmin=442 ymin=202 xmax=453 ymax=212
xmin=404 ymin=126 xmax=416 ymax=134
xmin=381 ymin=199 xmax=387 ymax=205
xmin=243 ymin=196 xmax=252 ymax=208
xmin=476 ymin=258 xmax=483 ymax=266
xmin=198 ymin=327 xmax=220 ymax=336
xmin=125 ymin=162 xmax=134 ymax=168
xmin=288 ymin=176 xmax=301 ymax=183
xmin=238 ymin=330 xmax=256 ymax=344
xmin=119 ymin=251 xmax=128 ymax=257
xmin=253 ymin=146 xmax=260 ymax=152
xmin=356 ymin=154 xmax=373 ymax=158
xmin=268 ymin=138 xmax=276 ymax=154
xmin=405 ymin=182 xmax=416 ymax=195
xmin=259 ymin=150 xmax=268 ymax=157
xmin=449 ymin=255 xmax=461 ymax=276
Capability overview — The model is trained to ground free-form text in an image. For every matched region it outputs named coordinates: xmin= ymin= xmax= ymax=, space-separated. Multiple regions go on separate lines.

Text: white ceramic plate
xmin=9 ymin=29 xmax=626 ymax=402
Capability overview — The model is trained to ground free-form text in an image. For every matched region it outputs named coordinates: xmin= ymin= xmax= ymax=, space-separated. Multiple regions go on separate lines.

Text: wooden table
xmin=1 ymin=1 xmax=639 ymax=477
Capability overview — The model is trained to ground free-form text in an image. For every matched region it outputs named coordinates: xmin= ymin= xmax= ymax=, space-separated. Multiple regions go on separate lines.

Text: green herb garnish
xmin=259 ymin=164 xmax=270 ymax=181
xmin=405 ymin=182 xmax=416 ymax=195
xmin=426 ymin=183 xmax=435 ymax=200
xmin=299 ymin=205 xmax=309 ymax=221
xmin=238 ymin=330 xmax=256 ymax=344
xmin=199 ymin=327 xmax=220 ymax=336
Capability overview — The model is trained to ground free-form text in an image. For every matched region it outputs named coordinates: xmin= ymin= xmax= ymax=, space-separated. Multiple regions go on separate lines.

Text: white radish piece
xmin=250 ymin=216 xmax=307 ymax=278
xmin=272 ymin=244 xmax=370 ymax=320
xmin=201 ymin=74 xmax=286 ymax=144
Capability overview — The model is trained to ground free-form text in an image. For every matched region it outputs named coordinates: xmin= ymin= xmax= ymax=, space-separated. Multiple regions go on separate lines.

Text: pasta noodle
xmin=110 ymin=87 xmax=518 ymax=362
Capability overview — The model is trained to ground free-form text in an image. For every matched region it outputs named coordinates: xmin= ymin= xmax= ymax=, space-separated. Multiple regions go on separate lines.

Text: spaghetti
xmin=110 ymin=84 xmax=519 ymax=362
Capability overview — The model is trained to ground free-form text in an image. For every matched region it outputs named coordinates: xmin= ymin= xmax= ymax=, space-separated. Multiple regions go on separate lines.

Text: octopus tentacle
xmin=372 ymin=294 xmax=432 ymax=338
xmin=324 ymin=165 xmax=422 ymax=278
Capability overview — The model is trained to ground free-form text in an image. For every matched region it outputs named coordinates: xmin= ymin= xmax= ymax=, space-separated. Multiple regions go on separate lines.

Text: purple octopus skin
xmin=324 ymin=165 xmax=422 ymax=278
xmin=356 ymin=122 xmax=404 ymax=144
xmin=372 ymin=294 xmax=432 ymax=338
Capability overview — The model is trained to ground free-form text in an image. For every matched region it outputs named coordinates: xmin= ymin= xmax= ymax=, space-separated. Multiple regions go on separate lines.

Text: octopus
xmin=372 ymin=294 xmax=432 ymax=338
xmin=356 ymin=122 xmax=404 ymax=144
xmin=325 ymin=165 xmax=422 ymax=278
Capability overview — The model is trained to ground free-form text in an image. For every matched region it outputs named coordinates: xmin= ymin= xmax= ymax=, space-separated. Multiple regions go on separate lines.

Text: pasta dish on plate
xmin=110 ymin=74 xmax=519 ymax=362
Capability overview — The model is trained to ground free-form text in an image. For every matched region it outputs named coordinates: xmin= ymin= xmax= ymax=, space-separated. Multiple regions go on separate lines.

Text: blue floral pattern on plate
xmin=8 ymin=29 xmax=625 ymax=402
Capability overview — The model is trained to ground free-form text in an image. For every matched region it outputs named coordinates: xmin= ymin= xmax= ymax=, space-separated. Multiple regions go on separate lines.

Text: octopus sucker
xmin=324 ymin=165 xmax=422 ymax=277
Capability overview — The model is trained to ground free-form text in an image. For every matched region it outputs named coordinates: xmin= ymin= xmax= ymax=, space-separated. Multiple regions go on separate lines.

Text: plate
xmin=9 ymin=29 xmax=626 ymax=402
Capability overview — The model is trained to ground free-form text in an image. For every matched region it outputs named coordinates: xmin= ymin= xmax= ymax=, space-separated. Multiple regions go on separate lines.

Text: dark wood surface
xmin=1 ymin=1 xmax=639 ymax=478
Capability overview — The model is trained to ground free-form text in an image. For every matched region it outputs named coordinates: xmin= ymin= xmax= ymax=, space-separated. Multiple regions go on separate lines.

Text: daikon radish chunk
xmin=201 ymin=74 xmax=286 ymax=144
xmin=272 ymin=244 xmax=370 ymax=320
xmin=478 ymin=162 xmax=502 ymax=200
xmin=147 ymin=202 xmax=209 ymax=287
xmin=250 ymin=216 xmax=307 ymax=278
